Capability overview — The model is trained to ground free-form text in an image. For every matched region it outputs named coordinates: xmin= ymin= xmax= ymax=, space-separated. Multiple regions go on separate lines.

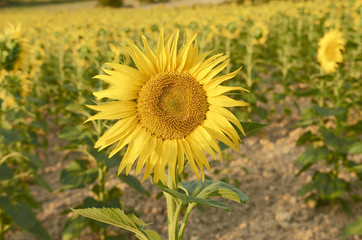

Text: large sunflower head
xmin=317 ymin=28 xmax=346 ymax=74
xmin=87 ymin=29 xmax=249 ymax=184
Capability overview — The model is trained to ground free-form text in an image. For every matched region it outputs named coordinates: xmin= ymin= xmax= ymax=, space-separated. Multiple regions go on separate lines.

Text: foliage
xmin=97 ymin=0 xmax=123 ymax=7
xmin=139 ymin=0 xmax=169 ymax=3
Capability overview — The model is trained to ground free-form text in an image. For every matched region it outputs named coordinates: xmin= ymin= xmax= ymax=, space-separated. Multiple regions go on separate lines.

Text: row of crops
xmin=0 ymin=0 xmax=361 ymax=239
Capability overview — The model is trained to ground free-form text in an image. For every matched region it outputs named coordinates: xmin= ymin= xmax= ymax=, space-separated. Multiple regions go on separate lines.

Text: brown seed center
xmin=137 ymin=72 xmax=208 ymax=140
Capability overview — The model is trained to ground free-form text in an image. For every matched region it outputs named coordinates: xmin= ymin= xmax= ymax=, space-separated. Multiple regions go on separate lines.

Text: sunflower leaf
xmin=72 ymin=207 xmax=152 ymax=240
xmin=181 ymin=180 xmax=249 ymax=205
xmin=156 ymin=182 xmax=229 ymax=211
xmin=341 ymin=216 xmax=362 ymax=238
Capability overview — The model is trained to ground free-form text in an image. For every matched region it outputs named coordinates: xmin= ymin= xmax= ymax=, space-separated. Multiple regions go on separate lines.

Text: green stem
xmin=165 ymin=173 xmax=180 ymax=240
xmin=334 ymin=73 xmax=344 ymax=136
xmin=177 ymin=203 xmax=196 ymax=240
xmin=97 ymin=164 xmax=107 ymax=240
xmin=0 ymin=209 xmax=4 ymax=240
xmin=225 ymin=37 xmax=231 ymax=73
xmin=245 ymin=37 xmax=253 ymax=88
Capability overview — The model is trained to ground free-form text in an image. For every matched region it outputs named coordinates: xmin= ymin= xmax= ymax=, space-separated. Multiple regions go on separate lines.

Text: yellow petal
xmin=208 ymin=95 xmax=249 ymax=107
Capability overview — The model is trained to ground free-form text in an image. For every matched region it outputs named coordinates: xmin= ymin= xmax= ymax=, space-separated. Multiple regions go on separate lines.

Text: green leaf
xmin=143 ymin=230 xmax=162 ymax=240
xmin=156 ymin=182 xmax=229 ymax=210
xmin=60 ymin=160 xmax=98 ymax=189
xmin=346 ymin=120 xmax=362 ymax=135
xmin=72 ymin=208 xmax=150 ymax=240
xmin=0 ymin=164 xmax=13 ymax=180
xmin=59 ymin=125 xmax=92 ymax=142
xmin=62 ymin=215 xmax=89 ymax=240
xmin=296 ymin=131 xmax=320 ymax=146
xmin=0 ymin=128 xmax=21 ymax=144
xmin=314 ymin=172 xmax=348 ymax=199
xmin=119 ymin=174 xmax=150 ymax=197
xmin=24 ymin=152 xmax=45 ymax=169
xmin=341 ymin=216 xmax=362 ymax=237
xmin=320 ymin=128 xmax=358 ymax=154
xmin=311 ymin=106 xmax=346 ymax=116
xmin=29 ymin=119 xmax=48 ymax=131
xmin=241 ymin=122 xmax=270 ymax=136
xmin=181 ymin=180 xmax=249 ymax=205
xmin=297 ymin=146 xmax=329 ymax=165
xmin=0 ymin=196 xmax=37 ymax=230
xmin=83 ymin=196 xmax=121 ymax=209
xmin=66 ymin=103 xmax=89 ymax=116
xmin=89 ymin=148 xmax=119 ymax=168
xmin=299 ymin=182 xmax=315 ymax=196
xmin=351 ymin=164 xmax=362 ymax=172
xmin=34 ymin=173 xmax=52 ymax=192
xmin=29 ymin=219 xmax=51 ymax=240
xmin=348 ymin=142 xmax=362 ymax=154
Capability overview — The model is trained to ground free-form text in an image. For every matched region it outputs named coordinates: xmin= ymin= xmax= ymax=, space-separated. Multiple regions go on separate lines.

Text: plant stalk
xmin=0 ymin=209 xmax=4 ymax=240
xmin=165 ymin=173 xmax=180 ymax=240
xmin=97 ymin=163 xmax=107 ymax=240
xmin=178 ymin=203 xmax=196 ymax=240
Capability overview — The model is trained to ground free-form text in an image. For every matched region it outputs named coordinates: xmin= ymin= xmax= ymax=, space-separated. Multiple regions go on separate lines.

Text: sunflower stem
xmin=0 ymin=209 xmax=4 ymax=240
xmin=178 ymin=203 xmax=196 ymax=240
xmin=165 ymin=174 xmax=180 ymax=240
xmin=245 ymin=36 xmax=254 ymax=88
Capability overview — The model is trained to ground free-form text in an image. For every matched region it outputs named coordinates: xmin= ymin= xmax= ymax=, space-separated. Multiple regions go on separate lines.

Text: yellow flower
xmin=86 ymin=30 xmax=249 ymax=184
xmin=0 ymin=23 xmax=29 ymax=72
xmin=317 ymin=29 xmax=346 ymax=74
xmin=250 ymin=21 xmax=269 ymax=45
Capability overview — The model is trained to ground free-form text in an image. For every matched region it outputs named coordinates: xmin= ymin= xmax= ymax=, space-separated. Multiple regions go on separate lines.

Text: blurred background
xmin=0 ymin=0 xmax=361 ymax=239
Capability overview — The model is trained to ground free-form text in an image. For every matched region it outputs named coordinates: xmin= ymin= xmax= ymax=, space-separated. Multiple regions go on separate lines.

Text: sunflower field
xmin=0 ymin=0 xmax=361 ymax=239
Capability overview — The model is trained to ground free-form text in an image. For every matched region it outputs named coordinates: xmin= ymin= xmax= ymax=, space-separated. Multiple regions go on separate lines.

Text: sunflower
xmin=0 ymin=23 xmax=28 ymax=72
xmin=87 ymin=30 xmax=249 ymax=184
xmin=317 ymin=29 xmax=346 ymax=74
xmin=250 ymin=21 xmax=269 ymax=45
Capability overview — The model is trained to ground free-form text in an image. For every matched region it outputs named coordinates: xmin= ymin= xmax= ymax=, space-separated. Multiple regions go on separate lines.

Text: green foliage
xmin=295 ymin=63 xmax=362 ymax=212
xmin=97 ymin=0 xmax=123 ymax=7
xmin=72 ymin=208 xmax=161 ymax=240
xmin=341 ymin=216 xmax=362 ymax=238
xmin=139 ymin=0 xmax=169 ymax=3
xmin=157 ymin=179 xmax=248 ymax=211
